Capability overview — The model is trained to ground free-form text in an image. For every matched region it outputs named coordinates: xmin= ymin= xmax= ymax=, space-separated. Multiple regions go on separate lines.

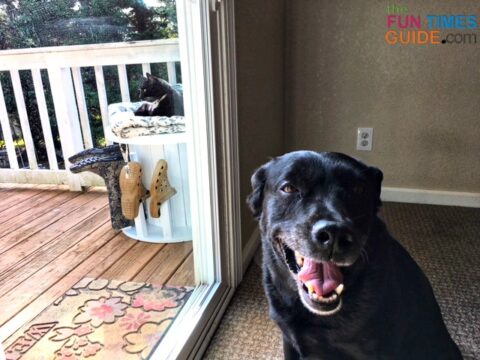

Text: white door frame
xmin=151 ymin=0 xmax=242 ymax=358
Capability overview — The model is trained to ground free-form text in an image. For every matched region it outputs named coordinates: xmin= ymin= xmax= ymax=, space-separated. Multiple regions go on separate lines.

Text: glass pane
xmin=0 ymin=2 xmax=205 ymax=359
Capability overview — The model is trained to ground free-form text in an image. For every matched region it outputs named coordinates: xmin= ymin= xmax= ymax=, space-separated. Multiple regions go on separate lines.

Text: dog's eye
xmin=280 ymin=184 xmax=298 ymax=194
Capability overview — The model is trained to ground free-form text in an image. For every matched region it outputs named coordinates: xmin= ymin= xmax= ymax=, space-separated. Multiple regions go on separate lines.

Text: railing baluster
xmin=117 ymin=64 xmax=130 ymax=103
xmin=94 ymin=66 xmax=110 ymax=135
xmin=167 ymin=62 xmax=177 ymax=84
xmin=0 ymin=79 xmax=19 ymax=169
xmin=10 ymin=70 xmax=38 ymax=169
xmin=47 ymin=67 xmax=84 ymax=191
xmin=31 ymin=68 xmax=58 ymax=170
xmin=142 ymin=63 xmax=151 ymax=76
xmin=71 ymin=67 xmax=94 ymax=149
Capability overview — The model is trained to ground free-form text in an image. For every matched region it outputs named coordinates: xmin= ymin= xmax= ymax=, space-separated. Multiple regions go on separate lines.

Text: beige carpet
xmin=204 ymin=202 xmax=480 ymax=359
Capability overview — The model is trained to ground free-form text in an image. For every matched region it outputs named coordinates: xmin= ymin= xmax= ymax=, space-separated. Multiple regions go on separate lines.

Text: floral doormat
xmin=4 ymin=278 xmax=193 ymax=360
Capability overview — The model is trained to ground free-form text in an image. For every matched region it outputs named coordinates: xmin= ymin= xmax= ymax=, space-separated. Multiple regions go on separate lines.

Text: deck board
xmin=0 ymin=191 xmax=103 ymax=255
xmin=0 ymin=189 xmax=67 ymax=226
xmin=133 ymin=242 xmax=191 ymax=283
xmin=168 ymin=252 xmax=195 ymax=286
xmin=0 ymin=186 xmax=194 ymax=344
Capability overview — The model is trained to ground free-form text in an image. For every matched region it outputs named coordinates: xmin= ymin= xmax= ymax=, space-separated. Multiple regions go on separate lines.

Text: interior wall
xmin=285 ymin=0 xmax=480 ymax=193
xmin=235 ymin=0 xmax=286 ymax=248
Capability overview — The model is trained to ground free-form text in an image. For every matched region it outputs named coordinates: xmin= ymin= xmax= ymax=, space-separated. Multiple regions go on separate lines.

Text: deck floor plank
xmin=167 ymin=252 xmax=195 ymax=286
xmin=0 ymin=208 xmax=113 ymax=288
xmin=0 ymin=191 xmax=79 ymax=238
xmin=0 ymin=193 xmax=107 ymax=256
xmin=134 ymin=242 xmax=193 ymax=284
xmin=0 ymin=222 xmax=118 ymax=325
xmin=98 ymin=241 xmax=166 ymax=281
xmin=0 ymin=187 xmax=45 ymax=210
xmin=0 ymin=187 xmax=194 ymax=345
xmin=0 ymin=234 xmax=135 ymax=342
xmin=0 ymin=189 xmax=67 ymax=226
xmin=146 ymin=243 xmax=193 ymax=284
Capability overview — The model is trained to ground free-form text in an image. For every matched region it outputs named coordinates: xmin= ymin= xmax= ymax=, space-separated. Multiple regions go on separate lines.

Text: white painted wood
xmin=152 ymin=145 xmax=172 ymax=239
xmin=71 ymin=67 xmax=94 ymax=149
xmin=133 ymin=204 xmax=149 ymax=239
xmin=242 ymin=228 xmax=261 ymax=276
xmin=167 ymin=61 xmax=177 ymax=84
xmin=0 ymin=168 xmax=104 ymax=186
xmin=10 ymin=70 xmax=38 ymax=169
xmin=213 ymin=0 xmax=242 ymax=287
xmin=94 ymin=66 xmax=110 ymax=134
xmin=142 ymin=63 xmax=151 ymax=76
xmin=31 ymin=68 xmax=58 ymax=170
xmin=164 ymin=144 xmax=186 ymax=229
xmin=119 ymin=144 xmax=191 ymax=243
xmin=178 ymin=143 xmax=191 ymax=228
xmin=0 ymin=39 xmax=182 ymax=188
xmin=155 ymin=0 xmax=243 ymax=358
xmin=382 ymin=187 xmax=480 ymax=208
xmin=177 ymin=0 xmax=218 ymax=289
xmin=153 ymin=0 xmax=232 ymax=358
xmin=47 ymin=67 xmax=84 ymax=190
xmin=0 ymin=79 xmax=19 ymax=169
xmin=117 ymin=64 xmax=131 ymax=102
xmin=0 ymin=39 xmax=180 ymax=71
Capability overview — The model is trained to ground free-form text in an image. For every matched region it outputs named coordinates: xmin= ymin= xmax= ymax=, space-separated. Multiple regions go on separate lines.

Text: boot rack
xmin=106 ymin=128 xmax=192 ymax=243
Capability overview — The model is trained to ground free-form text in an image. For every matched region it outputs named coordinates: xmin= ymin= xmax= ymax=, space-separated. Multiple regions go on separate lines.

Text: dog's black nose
xmin=312 ymin=220 xmax=354 ymax=250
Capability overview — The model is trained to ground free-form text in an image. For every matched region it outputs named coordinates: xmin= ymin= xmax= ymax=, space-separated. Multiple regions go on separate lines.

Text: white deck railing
xmin=0 ymin=39 xmax=179 ymax=190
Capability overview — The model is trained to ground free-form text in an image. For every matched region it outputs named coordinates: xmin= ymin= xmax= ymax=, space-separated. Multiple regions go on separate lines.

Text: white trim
xmin=0 ymin=39 xmax=179 ymax=71
xmin=149 ymin=0 xmax=241 ymax=359
xmin=32 ymin=68 xmax=59 ymax=170
xmin=0 ymin=78 xmax=19 ymax=170
xmin=243 ymin=228 xmax=261 ymax=276
xmin=381 ymin=187 xmax=480 ymax=208
xmin=10 ymin=70 xmax=38 ymax=169
xmin=213 ymin=0 xmax=243 ymax=287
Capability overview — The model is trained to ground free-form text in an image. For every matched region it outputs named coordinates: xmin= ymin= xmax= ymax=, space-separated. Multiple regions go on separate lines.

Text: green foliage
xmin=0 ymin=0 xmax=179 ymax=169
xmin=0 ymin=0 xmax=179 ymax=48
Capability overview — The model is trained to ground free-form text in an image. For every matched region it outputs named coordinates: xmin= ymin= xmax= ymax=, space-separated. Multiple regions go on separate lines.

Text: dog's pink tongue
xmin=298 ymin=258 xmax=343 ymax=296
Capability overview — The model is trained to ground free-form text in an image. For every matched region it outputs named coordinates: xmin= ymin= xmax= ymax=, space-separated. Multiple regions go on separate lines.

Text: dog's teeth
xmin=307 ymin=283 xmax=315 ymax=295
xmin=334 ymin=284 xmax=344 ymax=295
xmin=295 ymin=251 xmax=304 ymax=266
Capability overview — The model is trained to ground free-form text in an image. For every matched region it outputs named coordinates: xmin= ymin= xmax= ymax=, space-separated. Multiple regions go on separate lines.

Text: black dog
xmin=247 ymin=151 xmax=462 ymax=359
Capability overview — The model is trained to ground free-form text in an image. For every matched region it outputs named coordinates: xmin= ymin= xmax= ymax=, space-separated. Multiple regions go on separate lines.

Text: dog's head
xmin=247 ymin=151 xmax=383 ymax=315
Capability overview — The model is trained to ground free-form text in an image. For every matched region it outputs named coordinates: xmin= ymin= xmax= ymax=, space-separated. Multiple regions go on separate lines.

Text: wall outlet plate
xmin=357 ymin=127 xmax=373 ymax=151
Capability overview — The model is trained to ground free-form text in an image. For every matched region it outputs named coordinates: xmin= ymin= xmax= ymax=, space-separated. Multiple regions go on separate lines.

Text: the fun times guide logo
xmin=386 ymin=4 xmax=478 ymax=45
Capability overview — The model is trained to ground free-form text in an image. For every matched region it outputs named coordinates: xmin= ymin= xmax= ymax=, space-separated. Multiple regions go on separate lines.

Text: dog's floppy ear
xmin=369 ymin=166 xmax=383 ymax=211
xmin=247 ymin=164 xmax=268 ymax=220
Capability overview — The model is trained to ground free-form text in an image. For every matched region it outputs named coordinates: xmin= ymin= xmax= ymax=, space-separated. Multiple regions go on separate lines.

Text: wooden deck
xmin=0 ymin=184 xmax=194 ymax=342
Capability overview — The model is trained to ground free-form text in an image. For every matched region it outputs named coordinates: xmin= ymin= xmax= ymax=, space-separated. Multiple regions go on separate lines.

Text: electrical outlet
xmin=356 ymin=128 xmax=373 ymax=151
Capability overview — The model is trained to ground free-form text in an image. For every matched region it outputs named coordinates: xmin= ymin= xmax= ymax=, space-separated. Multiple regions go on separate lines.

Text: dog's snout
xmin=312 ymin=220 xmax=354 ymax=250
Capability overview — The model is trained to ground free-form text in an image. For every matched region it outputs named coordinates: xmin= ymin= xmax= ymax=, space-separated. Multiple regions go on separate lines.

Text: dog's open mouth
xmin=281 ymin=242 xmax=344 ymax=315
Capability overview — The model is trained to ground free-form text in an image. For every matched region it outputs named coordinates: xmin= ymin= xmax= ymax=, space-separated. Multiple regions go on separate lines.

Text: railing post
xmin=0 ymin=79 xmax=19 ymax=169
xmin=167 ymin=62 xmax=177 ymax=84
xmin=47 ymin=67 xmax=84 ymax=191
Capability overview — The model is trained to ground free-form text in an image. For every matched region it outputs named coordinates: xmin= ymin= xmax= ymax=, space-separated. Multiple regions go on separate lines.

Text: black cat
xmin=134 ymin=73 xmax=184 ymax=117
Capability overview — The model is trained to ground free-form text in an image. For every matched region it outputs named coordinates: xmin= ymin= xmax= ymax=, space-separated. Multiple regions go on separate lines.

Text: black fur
xmin=134 ymin=73 xmax=184 ymax=117
xmin=248 ymin=151 xmax=462 ymax=359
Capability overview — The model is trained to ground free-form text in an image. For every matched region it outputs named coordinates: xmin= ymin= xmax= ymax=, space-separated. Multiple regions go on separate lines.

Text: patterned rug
xmin=205 ymin=202 xmax=480 ymax=359
xmin=4 ymin=278 xmax=193 ymax=360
